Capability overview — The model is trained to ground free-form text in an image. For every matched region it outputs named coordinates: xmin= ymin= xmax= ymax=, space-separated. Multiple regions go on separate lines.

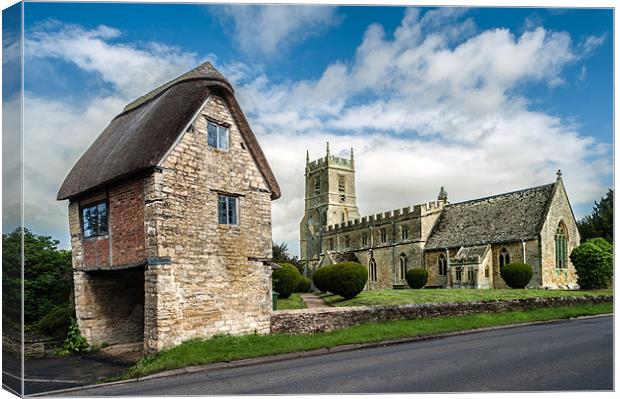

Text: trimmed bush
xmin=500 ymin=263 xmax=533 ymax=288
xmin=273 ymin=263 xmax=301 ymax=299
xmin=405 ymin=268 xmax=428 ymax=289
xmin=312 ymin=265 xmax=334 ymax=293
xmin=570 ymin=238 xmax=613 ymax=290
xmin=327 ymin=262 xmax=368 ymax=299
xmin=295 ymin=276 xmax=312 ymax=293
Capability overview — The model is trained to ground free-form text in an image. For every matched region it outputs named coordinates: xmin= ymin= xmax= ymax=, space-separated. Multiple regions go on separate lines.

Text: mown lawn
xmin=276 ymin=293 xmax=306 ymax=310
xmin=114 ymin=302 xmax=612 ymax=381
xmin=321 ymin=288 xmax=613 ymax=307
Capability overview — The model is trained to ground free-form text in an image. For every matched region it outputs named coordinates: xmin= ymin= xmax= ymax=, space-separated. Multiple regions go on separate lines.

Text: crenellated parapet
xmin=324 ymin=199 xmax=445 ymax=234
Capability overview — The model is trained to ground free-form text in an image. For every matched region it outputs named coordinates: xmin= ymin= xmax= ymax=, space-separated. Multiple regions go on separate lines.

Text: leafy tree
xmin=570 ymin=238 xmax=613 ymax=290
xmin=2 ymin=228 xmax=74 ymax=332
xmin=272 ymin=263 xmax=301 ymax=299
xmin=272 ymin=241 xmax=303 ymax=273
xmin=577 ymin=189 xmax=613 ymax=244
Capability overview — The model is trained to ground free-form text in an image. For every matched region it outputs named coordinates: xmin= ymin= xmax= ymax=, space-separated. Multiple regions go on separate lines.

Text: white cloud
xmin=16 ymin=9 xmax=612 ymax=257
xmin=232 ymin=8 xmax=611 ymax=254
xmin=219 ymin=5 xmax=341 ymax=56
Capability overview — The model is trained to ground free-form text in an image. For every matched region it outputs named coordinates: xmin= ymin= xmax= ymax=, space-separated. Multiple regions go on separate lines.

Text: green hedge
xmin=273 ymin=263 xmax=301 ymax=299
xmin=312 ymin=265 xmax=334 ymax=293
xmin=570 ymin=238 xmax=613 ymax=290
xmin=500 ymin=263 xmax=533 ymax=289
xmin=405 ymin=268 xmax=428 ymax=289
xmin=295 ymin=276 xmax=312 ymax=293
xmin=328 ymin=262 xmax=368 ymax=299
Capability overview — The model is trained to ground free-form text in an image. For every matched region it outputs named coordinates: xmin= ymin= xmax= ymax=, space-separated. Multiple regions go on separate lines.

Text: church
xmin=300 ymin=144 xmax=580 ymax=290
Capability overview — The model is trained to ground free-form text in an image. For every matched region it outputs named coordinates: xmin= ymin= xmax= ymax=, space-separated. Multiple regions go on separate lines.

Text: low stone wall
xmin=271 ymin=296 xmax=612 ymax=334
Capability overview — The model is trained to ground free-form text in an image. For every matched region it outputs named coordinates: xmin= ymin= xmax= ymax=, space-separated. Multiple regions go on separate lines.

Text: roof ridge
xmin=121 ymin=61 xmax=232 ymax=114
xmin=446 ymin=182 xmax=556 ymax=208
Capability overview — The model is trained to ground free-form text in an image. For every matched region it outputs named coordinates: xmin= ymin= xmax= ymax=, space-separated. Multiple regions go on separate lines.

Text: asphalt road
xmin=61 ymin=315 xmax=613 ymax=395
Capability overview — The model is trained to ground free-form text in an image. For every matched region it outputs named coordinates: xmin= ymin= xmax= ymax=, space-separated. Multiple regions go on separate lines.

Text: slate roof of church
xmin=57 ymin=62 xmax=281 ymax=201
xmin=425 ymin=182 xmax=557 ymax=250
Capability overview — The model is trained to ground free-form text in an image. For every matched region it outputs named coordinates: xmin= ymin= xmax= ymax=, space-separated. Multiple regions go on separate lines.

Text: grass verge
xmin=113 ymin=302 xmax=612 ymax=381
xmin=321 ymin=288 xmax=613 ymax=307
xmin=276 ymin=293 xmax=306 ymax=310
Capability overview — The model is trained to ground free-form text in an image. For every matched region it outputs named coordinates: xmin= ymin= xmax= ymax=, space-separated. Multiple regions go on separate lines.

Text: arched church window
xmin=369 ymin=259 xmax=378 ymax=282
xmin=438 ymin=254 xmax=447 ymax=276
xmin=499 ymin=248 xmax=510 ymax=269
xmin=555 ymin=222 xmax=568 ymax=269
xmin=485 ymin=265 xmax=489 ymax=278
xmin=399 ymin=254 xmax=407 ymax=280
xmin=314 ymin=177 xmax=320 ymax=194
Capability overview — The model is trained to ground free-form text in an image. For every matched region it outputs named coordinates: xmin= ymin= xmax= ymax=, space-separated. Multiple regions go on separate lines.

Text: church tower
xmin=300 ymin=143 xmax=361 ymax=267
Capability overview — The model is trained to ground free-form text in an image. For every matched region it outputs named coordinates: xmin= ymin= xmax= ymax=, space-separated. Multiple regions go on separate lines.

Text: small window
xmin=207 ymin=121 xmax=229 ymax=151
xmin=380 ymin=228 xmax=387 ymax=243
xmin=314 ymin=177 xmax=320 ymax=194
xmin=329 ymin=238 xmax=334 ymax=251
xmin=399 ymin=254 xmax=407 ymax=280
xmin=467 ymin=267 xmax=475 ymax=280
xmin=369 ymin=259 xmax=377 ymax=282
xmin=438 ymin=253 xmax=447 ymax=276
xmin=218 ymin=195 xmax=237 ymax=225
xmin=499 ymin=248 xmax=510 ymax=269
xmin=82 ymin=201 xmax=108 ymax=238
xmin=456 ymin=268 xmax=462 ymax=281
xmin=401 ymin=225 xmax=409 ymax=240
xmin=344 ymin=235 xmax=351 ymax=248
xmin=361 ymin=233 xmax=368 ymax=246
xmin=485 ymin=265 xmax=489 ymax=278
xmin=338 ymin=175 xmax=346 ymax=192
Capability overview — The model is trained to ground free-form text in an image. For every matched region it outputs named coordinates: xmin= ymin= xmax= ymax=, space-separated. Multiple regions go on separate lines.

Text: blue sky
xmin=7 ymin=3 xmax=614 ymax=253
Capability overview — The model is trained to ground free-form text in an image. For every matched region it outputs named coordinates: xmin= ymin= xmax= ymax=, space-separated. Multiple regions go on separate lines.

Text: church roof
xmin=425 ymin=182 xmax=557 ymax=250
xmin=57 ymin=62 xmax=281 ymax=201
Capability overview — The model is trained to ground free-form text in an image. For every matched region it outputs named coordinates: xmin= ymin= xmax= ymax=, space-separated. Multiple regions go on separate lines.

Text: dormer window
xmin=207 ymin=121 xmax=229 ymax=151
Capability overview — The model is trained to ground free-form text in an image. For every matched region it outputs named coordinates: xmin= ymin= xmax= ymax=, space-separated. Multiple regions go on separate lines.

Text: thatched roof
xmin=57 ymin=62 xmax=280 ymax=200
xmin=425 ymin=182 xmax=557 ymax=250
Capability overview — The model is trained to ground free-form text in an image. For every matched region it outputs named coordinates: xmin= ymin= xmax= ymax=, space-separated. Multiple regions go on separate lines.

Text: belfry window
xmin=314 ymin=177 xmax=320 ymax=194
xmin=207 ymin=121 xmax=229 ymax=151
xmin=438 ymin=253 xmax=447 ymax=276
xmin=338 ymin=175 xmax=346 ymax=192
xmin=369 ymin=259 xmax=377 ymax=282
xmin=499 ymin=248 xmax=510 ymax=269
xmin=555 ymin=222 xmax=568 ymax=269
xmin=399 ymin=254 xmax=407 ymax=280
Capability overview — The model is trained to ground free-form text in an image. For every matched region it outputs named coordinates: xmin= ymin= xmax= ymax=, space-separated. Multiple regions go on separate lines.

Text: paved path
xmin=60 ymin=316 xmax=613 ymax=395
xmin=300 ymin=293 xmax=330 ymax=308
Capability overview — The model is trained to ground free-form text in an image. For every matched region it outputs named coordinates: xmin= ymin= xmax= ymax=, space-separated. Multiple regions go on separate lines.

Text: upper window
xmin=499 ymin=248 xmax=510 ymax=269
xmin=218 ymin=195 xmax=238 ymax=225
xmin=338 ymin=175 xmax=346 ymax=192
xmin=82 ymin=202 xmax=108 ymax=238
xmin=207 ymin=121 xmax=229 ymax=151
xmin=380 ymin=228 xmax=387 ymax=243
xmin=329 ymin=238 xmax=334 ymax=251
xmin=361 ymin=233 xmax=368 ymax=246
xmin=401 ymin=225 xmax=409 ymax=240
xmin=555 ymin=222 xmax=568 ymax=269
xmin=344 ymin=235 xmax=351 ymax=248
xmin=314 ymin=177 xmax=320 ymax=194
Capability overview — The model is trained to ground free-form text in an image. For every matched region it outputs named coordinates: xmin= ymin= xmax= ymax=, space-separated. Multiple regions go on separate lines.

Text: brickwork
xmin=109 ymin=178 xmax=145 ymax=266
xmin=143 ymin=93 xmax=273 ymax=352
xmin=271 ymin=295 xmax=612 ymax=334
